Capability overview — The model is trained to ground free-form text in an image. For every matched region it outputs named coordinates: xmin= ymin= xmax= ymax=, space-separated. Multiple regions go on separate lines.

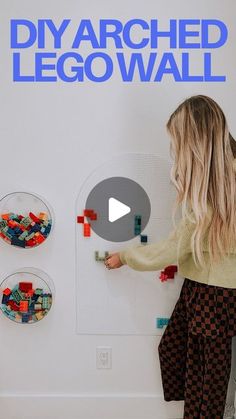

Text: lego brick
xmin=1 ymin=214 xmax=10 ymax=220
xmin=84 ymin=209 xmax=94 ymax=217
xmin=26 ymin=238 xmax=36 ymax=247
xmin=42 ymin=296 xmax=50 ymax=309
xmin=83 ymin=223 xmax=91 ymax=237
xmin=19 ymin=300 xmax=29 ymax=312
xmin=160 ymin=272 xmax=168 ymax=282
xmin=0 ymin=220 xmax=7 ymax=229
xmin=12 ymin=289 xmax=24 ymax=303
xmin=35 ymin=233 xmax=45 ymax=244
xmin=95 ymin=251 xmax=109 ymax=261
xmin=160 ymin=265 xmax=178 ymax=281
xmin=134 ymin=215 xmax=142 ymax=225
xmin=77 ymin=216 xmax=84 ymax=224
xmin=20 ymin=217 xmax=32 ymax=228
xmin=30 ymin=224 xmax=41 ymax=233
xmin=38 ymin=212 xmax=48 ymax=221
xmin=35 ymin=288 xmax=43 ymax=295
xmin=2 ymin=294 xmax=10 ymax=304
xmin=22 ymin=313 xmax=30 ymax=323
xmin=25 ymin=232 xmax=35 ymax=241
xmin=7 ymin=300 xmax=20 ymax=311
xmin=29 ymin=212 xmax=41 ymax=224
xmin=35 ymin=311 xmax=44 ymax=320
xmin=18 ymin=230 xmax=28 ymax=240
xmin=140 ymin=235 xmax=148 ymax=243
xmin=3 ymin=288 xmax=12 ymax=296
xmin=19 ymin=282 xmax=33 ymax=292
xmin=156 ymin=317 xmax=169 ymax=328
xmin=8 ymin=220 xmax=18 ymax=228
xmin=11 ymin=236 xmax=26 ymax=247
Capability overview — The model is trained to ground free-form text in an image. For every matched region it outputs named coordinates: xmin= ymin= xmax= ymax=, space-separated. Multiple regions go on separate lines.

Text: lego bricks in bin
xmin=0 ymin=192 xmax=54 ymax=248
xmin=0 ymin=268 xmax=54 ymax=324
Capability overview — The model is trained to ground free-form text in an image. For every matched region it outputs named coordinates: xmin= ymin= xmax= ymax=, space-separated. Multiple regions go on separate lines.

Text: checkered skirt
xmin=157 ymin=277 xmax=236 ymax=418
xmin=182 ymin=277 xmax=236 ymax=338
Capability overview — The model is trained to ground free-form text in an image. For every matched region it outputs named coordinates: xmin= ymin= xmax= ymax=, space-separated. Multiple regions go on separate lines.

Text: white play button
xmin=108 ymin=197 xmax=131 ymax=223
xmin=85 ymin=176 xmax=151 ymax=242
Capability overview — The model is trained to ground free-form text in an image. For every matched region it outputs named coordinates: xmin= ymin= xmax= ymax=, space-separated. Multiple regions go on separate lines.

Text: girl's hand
xmin=104 ymin=253 xmax=123 ymax=270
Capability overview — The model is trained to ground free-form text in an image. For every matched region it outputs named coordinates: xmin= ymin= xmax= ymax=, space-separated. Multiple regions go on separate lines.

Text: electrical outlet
xmin=96 ymin=346 xmax=112 ymax=369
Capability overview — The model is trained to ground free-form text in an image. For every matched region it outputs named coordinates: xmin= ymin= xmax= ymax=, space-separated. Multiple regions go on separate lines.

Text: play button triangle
xmin=108 ymin=197 xmax=131 ymax=223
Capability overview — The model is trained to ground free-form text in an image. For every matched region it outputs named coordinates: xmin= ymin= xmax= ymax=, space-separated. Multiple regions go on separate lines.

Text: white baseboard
xmin=0 ymin=393 xmax=184 ymax=419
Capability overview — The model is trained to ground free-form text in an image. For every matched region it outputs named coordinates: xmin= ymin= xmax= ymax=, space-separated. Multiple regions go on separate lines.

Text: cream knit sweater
xmin=119 ymin=158 xmax=236 ymax=288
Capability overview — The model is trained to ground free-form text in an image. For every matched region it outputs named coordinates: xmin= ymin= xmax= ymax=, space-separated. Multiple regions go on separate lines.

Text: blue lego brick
xmin=11 ymin=236 xmax=26 ymax=248
xmin=7 ymin=227 xmax=15 ymax=236
xmin=22 ymin=313 xmax=30 ymax=323
xmin=30 ymin=224 xmax=41 ymax=233
xmin=2 ymin=295 xmax=10 ymax=304
xmin=156 ymin=317 xmax=169 ymax=329
xmin=14 ymin=227 xmax=22 ymax=234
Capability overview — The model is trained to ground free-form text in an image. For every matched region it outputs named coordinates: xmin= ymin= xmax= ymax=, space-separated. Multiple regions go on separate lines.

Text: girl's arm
xmin=118 ymin=217 xmax=193 ymax=271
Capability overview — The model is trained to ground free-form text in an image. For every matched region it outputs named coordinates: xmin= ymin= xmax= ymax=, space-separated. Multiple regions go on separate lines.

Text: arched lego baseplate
xmin=0 ymin=191 xmax=54 ymax=249
xmin=0 ymin=267 xmax=55 ymax=324
xmin=75 ymin=153 xmax=184 ymax=336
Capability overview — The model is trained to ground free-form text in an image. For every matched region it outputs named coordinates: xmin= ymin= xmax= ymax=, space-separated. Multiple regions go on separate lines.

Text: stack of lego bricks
xmin=1 ymin=281 xmax=52 ymax=323
xmin=0 ymin=211 xmax=52 ymax=248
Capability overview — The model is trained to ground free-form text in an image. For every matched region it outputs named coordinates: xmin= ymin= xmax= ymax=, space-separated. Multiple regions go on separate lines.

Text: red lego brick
xmin=164 ymin=265 xmax=178 ymax=274
xmin=83 ymin=223 xmax=91 ymax=237
xmin=8 ymin=220 xmax=18 ymax=228
xmin=35 ymin=233 xmax=45 ymax=244
xmin=160 ymin=265 xmax=178 ymax=281
xmin=160 ymin=272 xmax=168 ymax=282
xmin=77 ymin=216 xmax=84 ymax=223
xmin=7 ymin=300 xmax=19 ymax=311
xmin=25 ymin=289 xmax=34 ymax=298
xmin=29 ymin=212 xmax=41 ymax=223
xmin=1 ymin=214 xmax=10 ymax=220
xmin=84 ymin=209 xmax=95 ymax=217
xmin=3 ymin=287 xmax=12 ymax=296
xmin=19 ymin=282 xmax=33 ymax=292
xmin=26 ymin=239 xmax=36 ymax=247
xmin=89 ymin=213 xmax=97 ymax=220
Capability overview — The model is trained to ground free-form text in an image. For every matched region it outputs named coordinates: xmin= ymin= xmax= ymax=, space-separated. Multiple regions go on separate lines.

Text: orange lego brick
xmin=19 ymin=301 xmax=29 ymax=312
xmin=83 ymin=223 xmax=91 ymax=237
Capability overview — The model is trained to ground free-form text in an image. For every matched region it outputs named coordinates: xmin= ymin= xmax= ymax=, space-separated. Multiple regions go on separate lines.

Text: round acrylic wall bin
xmin=0 ymin=191 xmax=54 ymax=249
xmin=0 ymin=268 xmax=55 ymax=324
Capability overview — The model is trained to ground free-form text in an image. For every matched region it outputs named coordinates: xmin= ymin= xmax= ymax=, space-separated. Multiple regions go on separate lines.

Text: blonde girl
xmin=105 ymin=95 xmax=236 ymax=418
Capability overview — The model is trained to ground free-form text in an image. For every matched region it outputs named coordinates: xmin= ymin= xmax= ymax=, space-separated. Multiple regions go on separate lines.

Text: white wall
xmin=0 ymin=1 xmax=235 ymax=418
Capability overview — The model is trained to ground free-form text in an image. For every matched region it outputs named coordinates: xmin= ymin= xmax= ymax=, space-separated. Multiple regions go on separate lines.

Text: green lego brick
xmin=18 ymin=230 xmax=28 ymax=240
xmin=25 ymin=232 xmax=35 ymax=241
xmin=35 ymin=288 xmax=43 ymax=295
xmin=0 ymin=220 xmax=7 ymax=230
xmin=12 ymin=289 xmax=24 ymax=304
xmin=20 ymin=217 xmax=32 ymax=228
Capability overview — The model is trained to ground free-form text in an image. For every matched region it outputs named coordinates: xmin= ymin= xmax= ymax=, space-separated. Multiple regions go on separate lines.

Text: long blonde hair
xmin=167 ymin=95 xmax=236 ymax=269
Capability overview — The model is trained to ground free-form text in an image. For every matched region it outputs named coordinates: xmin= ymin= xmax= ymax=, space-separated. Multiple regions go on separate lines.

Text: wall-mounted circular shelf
xmin=0 ymin=191 xmax=54 ymax=248
xmin=0 ymin=268 xmax=55 ymax=324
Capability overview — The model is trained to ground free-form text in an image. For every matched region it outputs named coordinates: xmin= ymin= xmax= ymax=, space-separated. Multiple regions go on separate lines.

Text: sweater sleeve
xmin=119 ymin=217 xmax=193 ymax=271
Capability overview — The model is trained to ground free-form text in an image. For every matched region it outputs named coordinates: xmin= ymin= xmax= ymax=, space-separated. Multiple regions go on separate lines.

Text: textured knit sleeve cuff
xmin=119 ymin=250 xmax=127 ymax=265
